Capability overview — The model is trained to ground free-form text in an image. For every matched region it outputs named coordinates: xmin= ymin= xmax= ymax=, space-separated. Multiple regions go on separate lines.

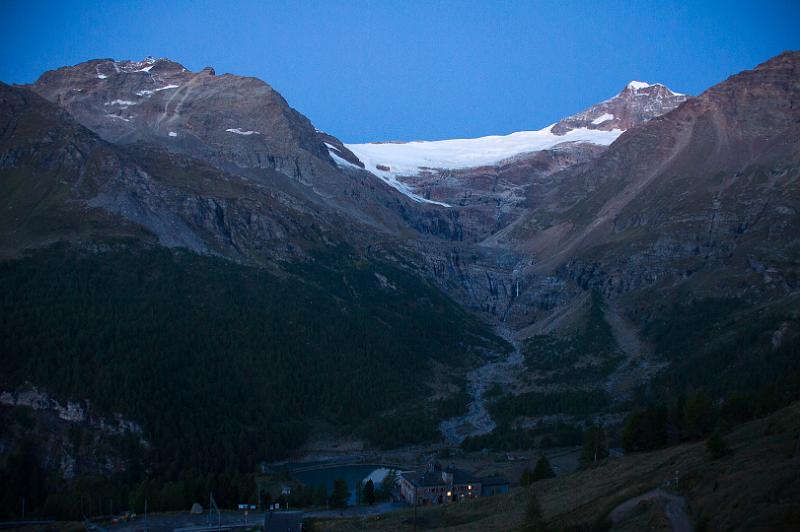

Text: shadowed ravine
xmin=439 ymin=324 xmax=524 ymax=445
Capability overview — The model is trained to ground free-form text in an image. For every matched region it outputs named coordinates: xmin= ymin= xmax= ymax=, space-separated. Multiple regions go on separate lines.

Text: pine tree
xmin=580 ymin=424 xmax=608 ymax=467
xmin=519 ymin=467 xmax=532 ymax=487
xmin=706 ymin=429 xmax=729 ymax=459
xmin=532 ymin=455 xmax=555 ymax=481
xmin=364 ymin=479 xmax=376 ymax=505
xmin=683 ymin=389 xmax=715 ymax=440
xmin=330 ymin=478 xmax=350 ymax=509
xmin=354 ymin=480 xmax=362 ymax=505
xmin=622 ymin=411 xmax=643 ymax=452
xmin=313 ymin=483 xmax=328 ymax=507
xmin=525 ymin=489 xmax=544 ymax=530
xmin=381 ymin=469 xmax=398 ymax=498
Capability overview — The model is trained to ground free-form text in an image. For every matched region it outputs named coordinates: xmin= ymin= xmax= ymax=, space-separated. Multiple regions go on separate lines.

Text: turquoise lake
xmin=292 ymin=465 xmax=397 ymax=505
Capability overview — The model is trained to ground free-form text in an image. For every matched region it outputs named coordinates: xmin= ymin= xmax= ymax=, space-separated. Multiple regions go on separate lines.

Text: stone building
xmin=399 ymin=463 xmax=498 ymax=506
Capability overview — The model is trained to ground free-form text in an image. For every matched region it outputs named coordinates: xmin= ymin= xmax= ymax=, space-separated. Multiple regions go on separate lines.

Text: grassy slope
xmin=311 ymin=401 xmax=800 ymax=531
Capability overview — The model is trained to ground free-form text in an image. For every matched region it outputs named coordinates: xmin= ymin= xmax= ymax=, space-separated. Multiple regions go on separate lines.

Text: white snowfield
xmin=328 ymin=79 xmax=682 ymax=206
xmin=344 ymin=125 xmax=623 ymax=180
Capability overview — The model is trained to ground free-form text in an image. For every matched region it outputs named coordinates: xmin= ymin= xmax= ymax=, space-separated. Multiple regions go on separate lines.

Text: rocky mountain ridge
xmin=2 ymin=52 xmax=799 ymax=461
xmin=344 ymin=80 xmax=688 ymax=243
xmin=497 ymin=51 xmax=800 ymax=331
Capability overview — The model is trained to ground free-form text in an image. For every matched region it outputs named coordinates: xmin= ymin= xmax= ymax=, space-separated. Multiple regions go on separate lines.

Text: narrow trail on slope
xmin=609 ymin=488 xmax=693 ymax=532
xmin=603 ymin=300 xmax=666 ymax=400
xmin=439 ymin=324 xmax=525 ymax=446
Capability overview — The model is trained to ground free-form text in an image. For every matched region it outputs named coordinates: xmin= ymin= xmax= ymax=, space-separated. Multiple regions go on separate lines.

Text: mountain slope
xmin=0 ymin=81 xmax=346 ymax=261
xmin=2 ymin=50 xmax=800 ymax=522
xmin=0 ymin=78 xmax=508 ymax=518
xmin=27 ymin=57 xmax=463 ymax=243
xmin=510 ymin=51 xmax=800 ymax=282
xmin=490 ymin=51 xmax=800 ymax=417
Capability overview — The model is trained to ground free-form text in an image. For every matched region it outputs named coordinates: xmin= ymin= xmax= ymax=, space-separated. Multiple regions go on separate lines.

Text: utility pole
xmin=21 ymin=497 xmax=25 ymax=522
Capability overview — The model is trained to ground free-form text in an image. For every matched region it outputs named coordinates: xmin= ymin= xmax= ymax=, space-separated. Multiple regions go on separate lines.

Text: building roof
xmin=401 ymin=467 xmax=480 ymax=487
xmin=402 ymin=470 xmax=446 ymax=487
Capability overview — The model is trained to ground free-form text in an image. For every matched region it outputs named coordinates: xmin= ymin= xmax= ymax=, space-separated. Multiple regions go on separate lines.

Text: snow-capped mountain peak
xmin=627 ymin=80 xmax=652 ymax=90
xmin=340 ymin=81 xmax=688 ymax=185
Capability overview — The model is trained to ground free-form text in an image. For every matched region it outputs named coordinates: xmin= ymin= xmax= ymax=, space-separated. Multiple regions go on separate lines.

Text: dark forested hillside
xmin=0 ymin=241 xmax=503 ymax=517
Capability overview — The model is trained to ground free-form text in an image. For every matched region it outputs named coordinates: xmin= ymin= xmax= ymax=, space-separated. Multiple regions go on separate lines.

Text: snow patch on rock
xmin=591 ymin=113 xmax=615 ymax=125
xmin=328 ymin=149 xmax=361 ymax=170
xmin=226 ymin=128 xmax=260 ymax=135
xmin=105 ymin=99 xmax=137 ymax=107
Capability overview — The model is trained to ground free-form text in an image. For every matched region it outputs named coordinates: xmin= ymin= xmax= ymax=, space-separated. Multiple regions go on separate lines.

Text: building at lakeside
xmin=398 ymin=462 xmax=508 ymax=506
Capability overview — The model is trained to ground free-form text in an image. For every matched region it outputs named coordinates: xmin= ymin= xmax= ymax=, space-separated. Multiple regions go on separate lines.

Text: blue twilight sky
xmin=1 ymin=0 xmax=798 ymax=142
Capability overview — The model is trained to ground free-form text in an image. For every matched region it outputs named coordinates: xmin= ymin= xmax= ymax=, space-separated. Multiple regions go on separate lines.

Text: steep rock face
xmin=402 ymin=143 xmax=607 ymax=242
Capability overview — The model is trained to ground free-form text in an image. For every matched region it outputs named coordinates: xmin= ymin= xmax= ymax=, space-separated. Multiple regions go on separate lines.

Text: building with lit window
xmin=398 ymin=463 xmax=506 ymax=506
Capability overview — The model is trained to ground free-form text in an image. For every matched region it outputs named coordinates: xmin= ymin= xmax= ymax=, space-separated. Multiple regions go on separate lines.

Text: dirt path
xmin=603 ymin=300 xmax=666 ymax=400
xmin=439 ymin=324 xmax=524 ymax=445
xmin=609 ymin=488 xmax=693 ymax=532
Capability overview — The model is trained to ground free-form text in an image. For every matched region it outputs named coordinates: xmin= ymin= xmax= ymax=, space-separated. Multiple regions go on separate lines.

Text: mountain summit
xmin=342 ymin=81 xmax=687 ymax=207
xmin=551 ymin=80 xmax=687 ymax=134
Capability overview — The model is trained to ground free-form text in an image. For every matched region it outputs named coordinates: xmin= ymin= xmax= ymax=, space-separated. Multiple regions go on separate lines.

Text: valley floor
xmin=309 ymin=400 xmax=800 ymax=531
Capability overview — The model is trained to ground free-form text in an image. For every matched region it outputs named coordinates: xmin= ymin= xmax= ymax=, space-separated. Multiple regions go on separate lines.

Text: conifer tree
xmin=532 ymin=455 xmax=555 ymax=481
xmin=580 ymin=424 xmax=608 ymax=467
xmin=364 ymin=479 xmax=376 ymax=505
